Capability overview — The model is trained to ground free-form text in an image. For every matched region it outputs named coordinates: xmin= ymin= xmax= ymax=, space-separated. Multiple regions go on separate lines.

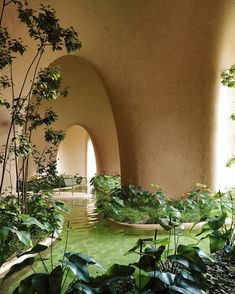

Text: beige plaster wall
xmin=30 ymin=55 xmax=120 ymax=176
xmin=2 ymin=0 xmax=235 ymax=197
xmin=57 ymin=125 xmax=89 ymax=177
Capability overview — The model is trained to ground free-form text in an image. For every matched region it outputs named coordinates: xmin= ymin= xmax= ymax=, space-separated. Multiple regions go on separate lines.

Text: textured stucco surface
xmin=1 ymin=0 xmax=235 ymax=196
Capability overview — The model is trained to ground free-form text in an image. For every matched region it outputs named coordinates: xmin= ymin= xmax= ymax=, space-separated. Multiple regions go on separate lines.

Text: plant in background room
xmin=0 ymin=0 xmax=81 ymax=266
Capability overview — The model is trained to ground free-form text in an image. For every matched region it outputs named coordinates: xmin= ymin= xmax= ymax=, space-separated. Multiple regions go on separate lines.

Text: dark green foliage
xmin=0 ymin=0 xmax=81 ymax=212
xmin=96 ymin=180 xmax=226 ymax=227
xmin=0 ymin=194 xmax=65 ymax=266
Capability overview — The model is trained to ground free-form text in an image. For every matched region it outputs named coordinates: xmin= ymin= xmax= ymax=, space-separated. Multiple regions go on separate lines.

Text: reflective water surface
xmin=0 ymin=194 xmax=209 ymax=293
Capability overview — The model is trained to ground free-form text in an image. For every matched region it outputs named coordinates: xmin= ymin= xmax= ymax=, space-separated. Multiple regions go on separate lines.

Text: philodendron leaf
xmin=48 ymin=265 xmax=63 ymax=294
xmin=177 ymin=245 xmax=206 ymax=271
xmin=13 ymin=274 xmax=36 ymax=294
xmin=175 ymin=276 xmax=203 ymax=294
xmin=168 ymin=255 xmax=203 ymax=273
xmin=207 ymin=213 xmax=227 ymax=230
xmin=73 ymin=283 xmax=95 ymax=294
xmin=180 ymin=270 xmax=207 ymax=291
xmin=209 ymin=231 xmax=225 ymax=253
xmin=148 ymin=271 xmax=176 ymax=285
xmin=0 ymin=226 xmax=9 ymax=242
xmin=20 ymin=216 xmax=48 ymax=230
xmin=64 ymin=260 xmax=90 ymax=283
xmin=144 ymin=245 xmax=166 ymax=262
xmin=8 ymin=228 xmax=32 ymax=247
xmin=31 ymin=273 xmax=49 ymax=294
xmin=3 ymin=257 xmax=35 ymax=282
xmin=158 ymin=218 xmax=172 ymax=231
xmin=71 ymin=252 xmax=104 ymax=271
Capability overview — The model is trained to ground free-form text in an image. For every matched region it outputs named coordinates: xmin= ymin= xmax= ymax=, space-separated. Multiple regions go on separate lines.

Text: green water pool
xmin=0 ymin=194 xmax=209 ymax=293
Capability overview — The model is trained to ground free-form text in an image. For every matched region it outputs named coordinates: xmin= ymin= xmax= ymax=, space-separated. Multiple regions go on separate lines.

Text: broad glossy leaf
xmin=209 ymin=233 xmax=225 ymax=253
xmin=9 ymin=228 xmax=32 ymax=247
xmin=70 ymin=252 xmax=104 ymax=271
xmin=149 ymin=271 xmax=176 ymax=285
xmin=208 ymin=213 xmax=227 ymax=230
xmin=65 ymin=260 xmax=90 ymax=282
xmin=73 ymin=283 xmax=95 ymax=294
xmin=168 ymin=255 xmax=202 ymax=273
xmin=0 ymin=226 xmax=9 ymax=242
xmin=177 ymin=245 xmax=206 ymax=271
xmin=31 ymin=273 xmax=49 ymax=294
xmin=180 ymin=270 xmax=207 ymax=291
xmin=20 ymin=216 xmax=47 ymax=230
xmin=175 ymin=276 xmax=202 ymax=294
xmin=13 ymin=274 xmax=36 ymax=294
xmin=158 ymin=218 xmax=172 ymax=230
xmin=144 ymin=245 xmax=166 ymax=261
xmin=48 ymin=266 xmax=63 ymax=294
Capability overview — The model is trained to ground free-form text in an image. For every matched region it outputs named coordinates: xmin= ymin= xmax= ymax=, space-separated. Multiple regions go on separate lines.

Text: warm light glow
xmin=215 ymin=85 xmax=235 ymax=190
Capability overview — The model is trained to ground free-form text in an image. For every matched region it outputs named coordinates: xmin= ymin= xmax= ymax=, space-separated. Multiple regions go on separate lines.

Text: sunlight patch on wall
xmin=215 ymin=85 xmax=235 ymax=191
xmin=87 ymin=139 xmax=96 ymax=186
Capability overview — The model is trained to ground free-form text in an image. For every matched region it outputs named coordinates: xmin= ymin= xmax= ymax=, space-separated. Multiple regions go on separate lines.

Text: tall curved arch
xmin=30 ymin=55 xmax=120 ymax=177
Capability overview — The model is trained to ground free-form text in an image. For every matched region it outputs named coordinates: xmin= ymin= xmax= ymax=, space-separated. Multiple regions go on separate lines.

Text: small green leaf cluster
xmin=0 ymin=193 xmax=65 ymax=266
xmin=197 ymin=190 xmax=235 ymax=257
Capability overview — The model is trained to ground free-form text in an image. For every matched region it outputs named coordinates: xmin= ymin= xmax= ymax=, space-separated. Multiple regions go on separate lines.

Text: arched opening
xmin=57 ymin=125 xmax=97 ymax=184
xmin=87 ymin=138 xmax=96 ymax=186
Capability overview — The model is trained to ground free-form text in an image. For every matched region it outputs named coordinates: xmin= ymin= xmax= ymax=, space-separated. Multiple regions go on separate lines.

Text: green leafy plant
xmin=197 ymin=190 xmax=235 ymax=256
xmin=90 ymin=173 xmax=121 ymax=194
xmin=0 ymin=0 xmax=81 ymax=212
xmin=0 ymin=193 xmax=65 ymax=266
xmin=126 ymin=227 xmax=209 ymax=294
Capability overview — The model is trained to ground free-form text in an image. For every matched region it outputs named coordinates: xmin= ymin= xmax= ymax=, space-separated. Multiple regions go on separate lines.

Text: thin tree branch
xmin=0 ymin=0 xmax=6 ymax=27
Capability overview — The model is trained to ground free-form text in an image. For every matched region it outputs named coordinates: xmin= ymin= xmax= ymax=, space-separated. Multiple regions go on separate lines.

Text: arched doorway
xmin=57 ymin=125 xmax=96 ymax=184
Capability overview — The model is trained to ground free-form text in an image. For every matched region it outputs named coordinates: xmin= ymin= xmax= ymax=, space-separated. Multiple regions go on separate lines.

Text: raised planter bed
xmin=107 ymin=217 xmax=232 ymax=231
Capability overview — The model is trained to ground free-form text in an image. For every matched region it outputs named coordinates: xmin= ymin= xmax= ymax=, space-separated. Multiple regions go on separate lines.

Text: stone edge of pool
xmin=107 ymin=218 xmax=207 ymax=230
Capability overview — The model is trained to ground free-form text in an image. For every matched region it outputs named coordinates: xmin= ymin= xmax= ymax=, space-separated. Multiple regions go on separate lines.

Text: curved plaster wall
xmin=213 ymin=2 xmax=235 ymax=191
xmin=1 ymin=0 xmax=235 ymax=196
xmin=57 ymin=125 xmax=90 ymax=177
xmin=31 ymin=55 xmax=120 ymax=176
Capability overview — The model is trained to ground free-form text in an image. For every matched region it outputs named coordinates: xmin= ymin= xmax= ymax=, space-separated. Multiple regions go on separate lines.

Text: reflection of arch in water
xmin=57 ymin=125 xmax=96 ymax=181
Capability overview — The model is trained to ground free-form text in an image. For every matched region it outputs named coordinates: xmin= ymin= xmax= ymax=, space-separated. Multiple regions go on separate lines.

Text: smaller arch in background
xmin=57 ymin=125 xmax=97 ymax=182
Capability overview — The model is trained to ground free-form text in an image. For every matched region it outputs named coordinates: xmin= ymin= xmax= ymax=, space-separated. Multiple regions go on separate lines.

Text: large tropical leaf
xmin=209 ymin=231 xmax=225 ymax=253
xmin=20 ymin=215 xmax=48 ymax=230
xmin=73 ymin=283 xmax=95 ymax=294
xmin=148 ymin=271 xmax=176 ymax=285
xmin=207 ymin=213 xmax=227 ymax=230
xmin=48 ymin=266 xmax=63 ymax=294
xmin=13 ymin=274 xmax=36 ymax=294
xmin=9 ymin=228 xmax=32 ymax=247
xmin=64 ymin=259 xmax=90 ymax=282
xmin=168 ymin=255 xmax=203 ymax=273
xmin=177 ymin=245 xmax=206 ymax=272
xmin=0 ymin=226 xmax=9 ymax=242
